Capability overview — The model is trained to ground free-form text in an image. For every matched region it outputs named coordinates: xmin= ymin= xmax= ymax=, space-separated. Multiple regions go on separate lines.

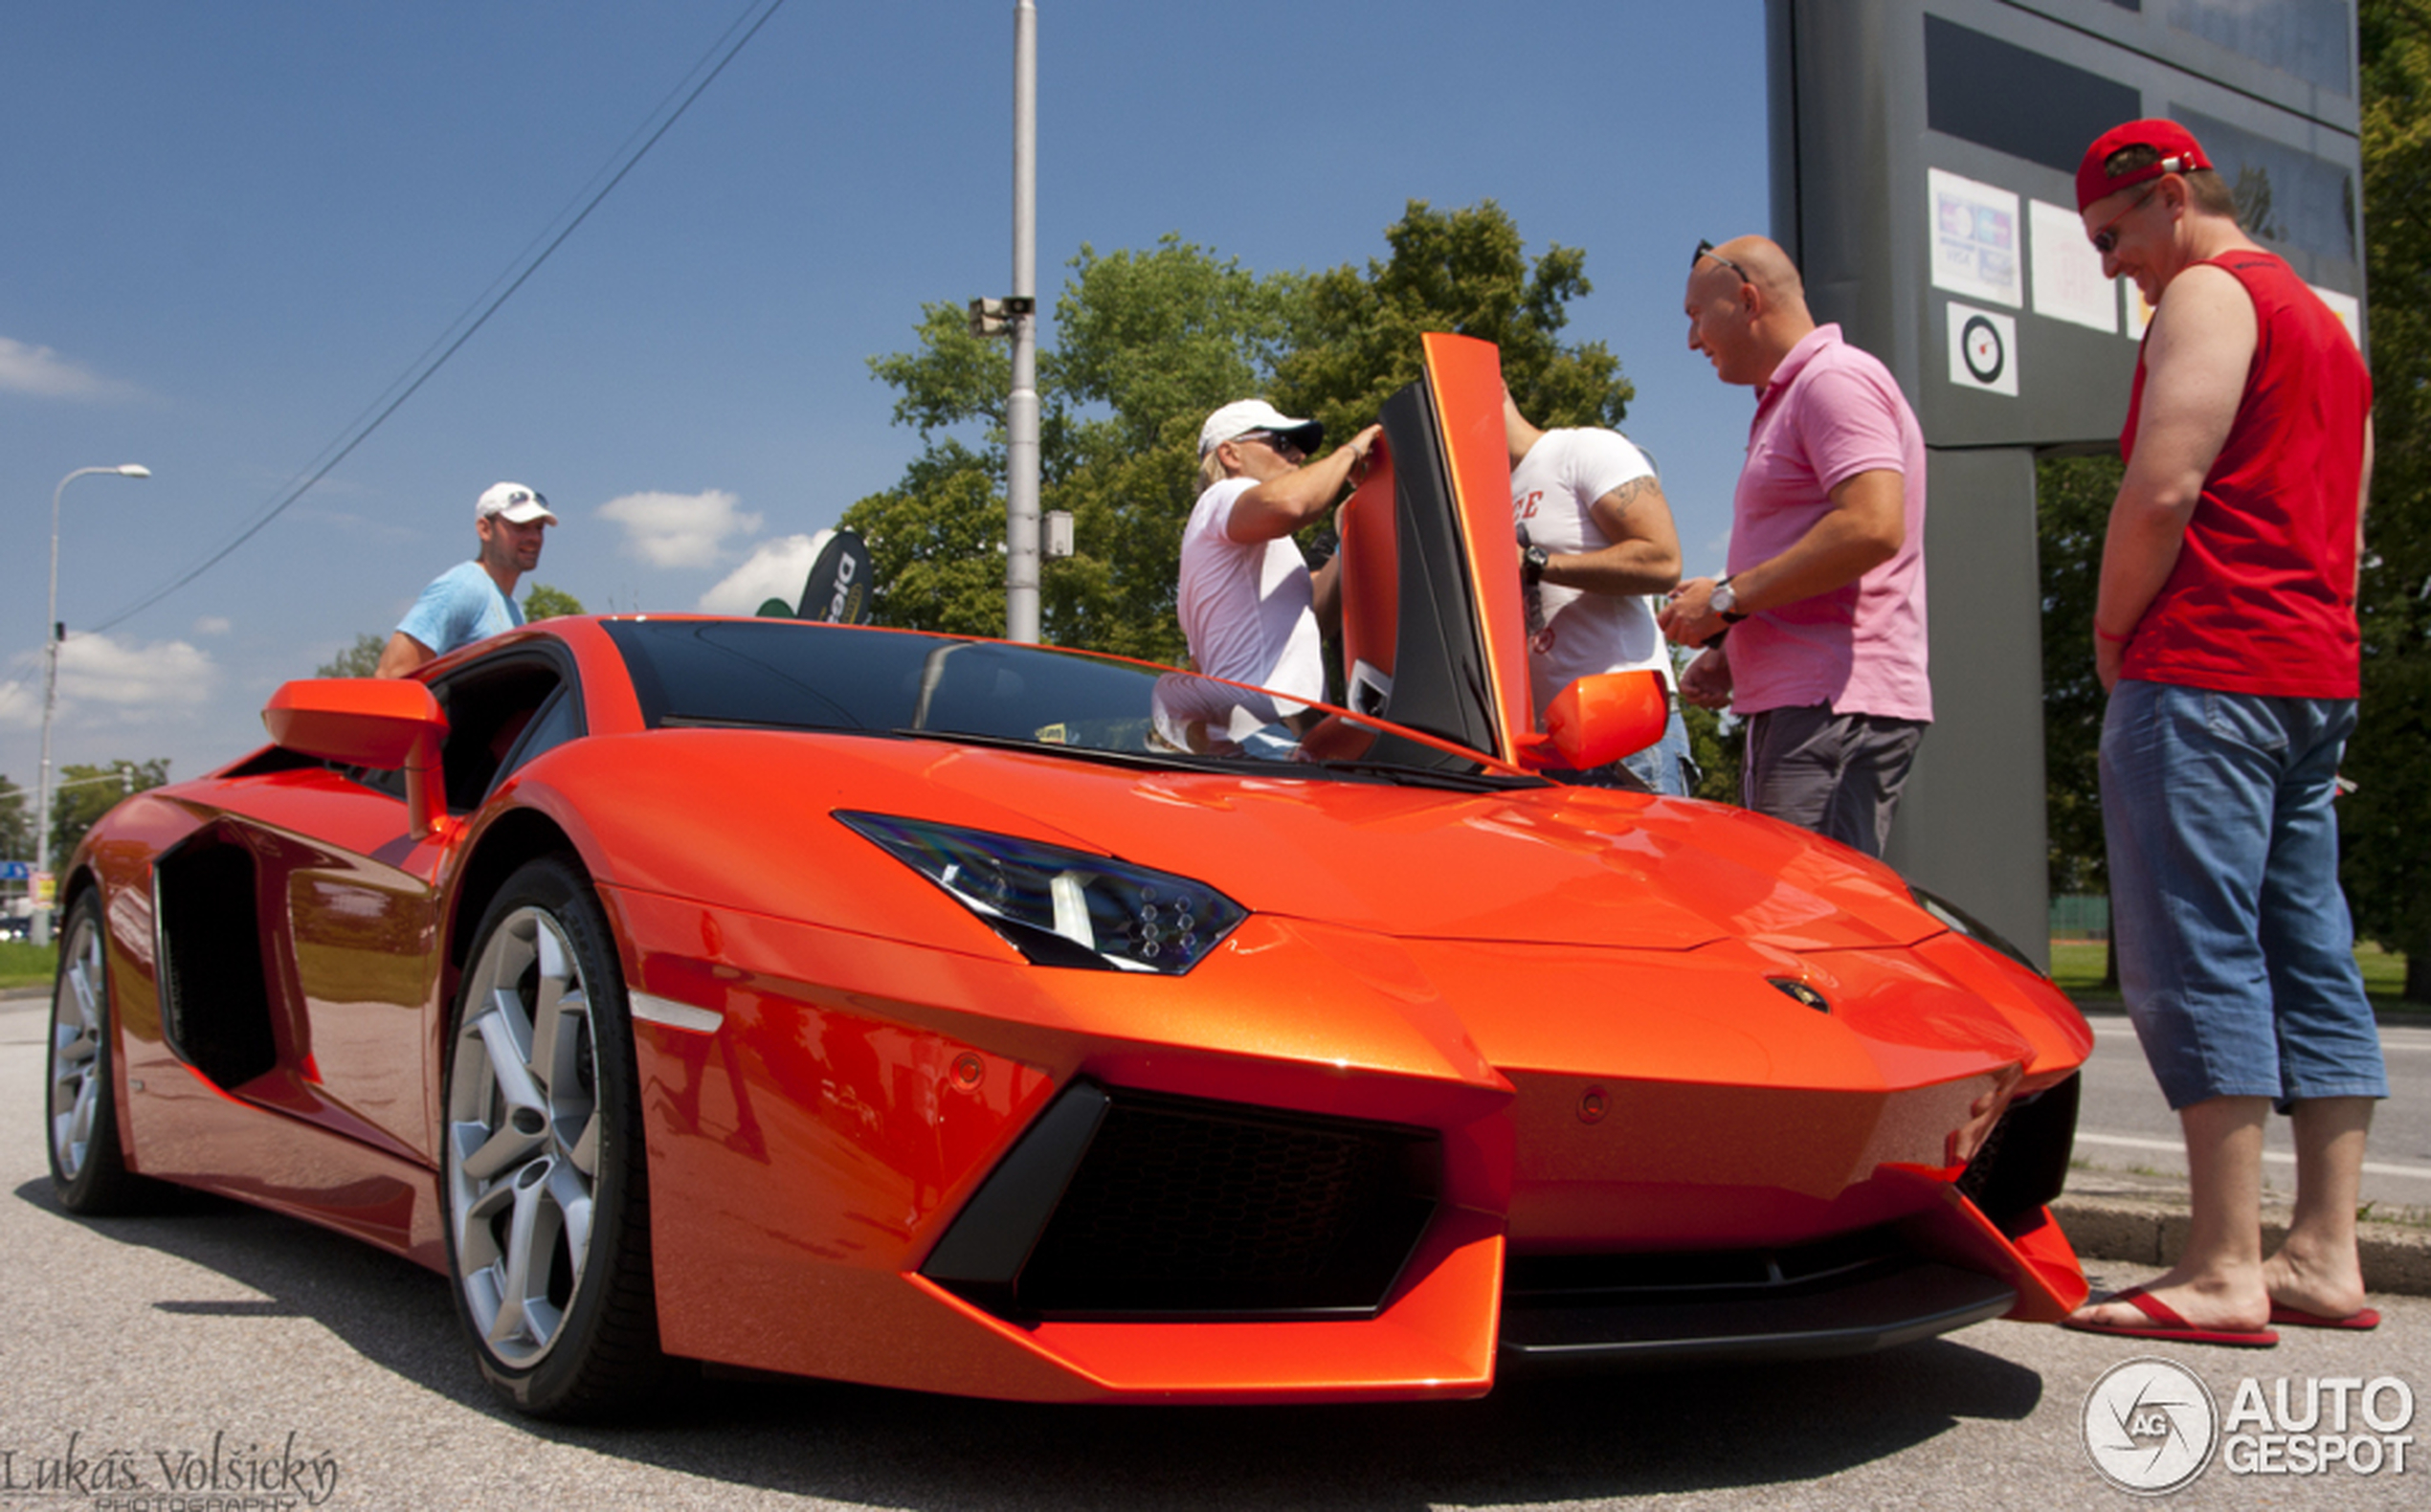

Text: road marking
xmin=2075 ymin=1131 xmax=2431 ymax=1181
xmin=2088 ymin=1022 xmax=2430 ymax=1052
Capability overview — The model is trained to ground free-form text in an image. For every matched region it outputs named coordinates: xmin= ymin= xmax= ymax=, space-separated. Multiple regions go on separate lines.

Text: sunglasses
xmin=1692 ymin=239 xmax=1751 ymax=282
xmin=2088 ymin=184 xmax=2160 ymax=256
xmin=1236 ymin=431 xmax=1305 ymax=459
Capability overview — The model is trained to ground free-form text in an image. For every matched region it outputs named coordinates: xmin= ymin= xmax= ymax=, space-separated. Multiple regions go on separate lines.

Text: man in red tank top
xmin=2062 ymin=121 xmax=2384 ymax=1349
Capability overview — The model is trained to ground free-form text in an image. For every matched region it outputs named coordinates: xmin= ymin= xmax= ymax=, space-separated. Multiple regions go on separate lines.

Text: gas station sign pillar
xmin=1765 ymin=0 xmax=2366 ymax=966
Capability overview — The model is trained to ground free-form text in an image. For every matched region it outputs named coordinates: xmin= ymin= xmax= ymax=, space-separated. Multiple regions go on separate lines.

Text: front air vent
xmin=1958 ymin=1072 xmax=2081 ymax=1224
xmin=152 ymin=825 xmax=277 ymax=1089
xmin=924 ymin=1082 xmax=1439 ymax=1320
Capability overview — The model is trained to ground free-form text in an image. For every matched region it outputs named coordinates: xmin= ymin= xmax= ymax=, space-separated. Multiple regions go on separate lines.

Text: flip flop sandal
xmin=2062 ymin=1285 xmax=2280 ymax=1348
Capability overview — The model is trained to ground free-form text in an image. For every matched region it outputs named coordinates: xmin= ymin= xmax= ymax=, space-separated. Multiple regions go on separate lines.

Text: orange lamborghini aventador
xmin=45 ymin=336 xmax=2090 ymax=1419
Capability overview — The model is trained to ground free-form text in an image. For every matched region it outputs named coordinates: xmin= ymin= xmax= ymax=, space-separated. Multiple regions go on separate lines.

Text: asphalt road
xmin=2072 ymin=1007 xmax=2431 ymax=1218
xmin=2 ymin=994 xmax=2421 ymax=1511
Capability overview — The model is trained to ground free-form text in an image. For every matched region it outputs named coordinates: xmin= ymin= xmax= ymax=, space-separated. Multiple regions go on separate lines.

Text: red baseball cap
xmin=2077 ymin=119 xmax=2213 ymax=211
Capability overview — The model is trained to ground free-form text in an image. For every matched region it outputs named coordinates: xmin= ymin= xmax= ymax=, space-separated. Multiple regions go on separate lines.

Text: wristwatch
xmin=1711 ymin=576 xmax=1748 ymax=623
xmin=1522 ymin=545 xmax=1550 ymax=586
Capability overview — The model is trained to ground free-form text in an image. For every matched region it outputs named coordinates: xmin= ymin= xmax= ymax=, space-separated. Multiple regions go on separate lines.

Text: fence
xmin=2049 ymin=894 xmax=2110 ymax=942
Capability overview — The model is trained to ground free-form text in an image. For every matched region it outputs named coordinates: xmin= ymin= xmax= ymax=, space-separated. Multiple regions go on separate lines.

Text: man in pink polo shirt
xmin=1660 ymin=236 xmax=1930 ymax=858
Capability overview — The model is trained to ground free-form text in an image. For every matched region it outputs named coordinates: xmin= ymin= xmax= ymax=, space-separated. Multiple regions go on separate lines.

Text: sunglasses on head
xmin=1692 ymin=239 xmax=1751 ymax=282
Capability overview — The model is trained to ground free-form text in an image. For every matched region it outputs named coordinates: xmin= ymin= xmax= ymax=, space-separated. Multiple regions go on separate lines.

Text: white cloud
xmin=193 ymin=616 xmax=233 ymax=636
xmin=0 ymin=634 xmax=219 ymax=729
xmin=0 ymin=675 xmax=34 ymax=730
xmin=0 ymin=336 xmax=135 ymax=400
xmin=698 ymin=534 xmax=822 ymax=615
xmin=598 ymin=488 xmax=762 ymax=569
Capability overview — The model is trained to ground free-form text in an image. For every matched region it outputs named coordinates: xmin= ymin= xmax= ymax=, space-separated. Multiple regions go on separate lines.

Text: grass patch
xmin=2356 ymin=941 xmax=2409 ymax=998
xmin=2047 ymin=937 xmax=2422 ymax=1016
xmin=2048 ymin=940 xmax=2109 ymax=995
xmin=0 ymin=941 xmax=58 ymax=992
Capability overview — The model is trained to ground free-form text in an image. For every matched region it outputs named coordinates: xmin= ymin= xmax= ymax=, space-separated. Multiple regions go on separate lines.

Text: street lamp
xmin=31 ymin=464 xmax=149 ymax=946
xmin=966 ymin=0 xmax=1042 ymax=643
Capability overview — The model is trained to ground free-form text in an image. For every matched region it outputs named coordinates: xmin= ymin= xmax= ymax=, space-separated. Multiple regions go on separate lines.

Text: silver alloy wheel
xmin=47 ymin=906 xmax=107 ymax=1183
xmin=446 ymin=904 xmax=601 ymax=1368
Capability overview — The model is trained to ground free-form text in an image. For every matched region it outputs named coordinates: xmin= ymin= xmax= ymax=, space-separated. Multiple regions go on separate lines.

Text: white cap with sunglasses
xmin=476 ymin=481 xmax=559 ymax=526
xmin=1198 ymin=400 xmax=1324 ymax=458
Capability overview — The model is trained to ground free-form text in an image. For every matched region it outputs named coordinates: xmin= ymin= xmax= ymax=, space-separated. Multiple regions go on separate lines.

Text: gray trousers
xmin=1742 ymin=703 xmax=1927 ymax=858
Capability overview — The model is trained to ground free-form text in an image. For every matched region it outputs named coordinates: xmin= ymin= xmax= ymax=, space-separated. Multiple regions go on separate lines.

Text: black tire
xmin=441 ymin=856 xmax=666 ymax=1418
xmin=46 ymin=890 xmax=169 ymax=1214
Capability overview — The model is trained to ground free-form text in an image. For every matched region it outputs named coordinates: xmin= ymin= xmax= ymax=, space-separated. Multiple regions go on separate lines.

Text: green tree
xmin=843 ymin=205 xmax=1634 ymax=671
xmin=2039 ymin=453 xmax=2123 ymax=985
xmin=1273 ymin=199 xmax=1634 ymax=442
xmin=523 ymin=583 xmax=585 ymax=620
xmin=847 ymin=442 xmax=1028 ymax=639
xmin=2037 ymin=454 xmax=2120 ymax=898
xmin=316 ymin=633 xmax=387 ymax=678
xmin=0 ymin=774 xmax=30 ymax=861
xmin=1678 ymin=699 xmax=1744 ymax=804
xmin=2344 ymin=0 xmax=2431 ymax=999
xmin=48 ymin=759 xmax=169 ymax=866
xmin=843 ymin=233 xmax=1307 ymax=664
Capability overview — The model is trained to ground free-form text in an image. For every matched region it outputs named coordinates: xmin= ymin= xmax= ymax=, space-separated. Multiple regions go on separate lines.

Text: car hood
xmin=890 ymin=742 xmax=1929 ymax=953
xmin=531 ymin=730 xmax=1932 ymax=957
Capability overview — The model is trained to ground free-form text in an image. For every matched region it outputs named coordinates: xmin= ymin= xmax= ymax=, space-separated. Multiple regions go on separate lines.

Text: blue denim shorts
xmin=2099 ymin=680 xmax=2387 ymax=1111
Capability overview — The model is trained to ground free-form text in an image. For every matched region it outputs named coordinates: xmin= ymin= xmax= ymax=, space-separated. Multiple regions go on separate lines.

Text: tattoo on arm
xmin=1606 ymin=477 xmax=1658 ymax=510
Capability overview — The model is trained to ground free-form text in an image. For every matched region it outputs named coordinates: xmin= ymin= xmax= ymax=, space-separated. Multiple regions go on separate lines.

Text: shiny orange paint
xmin=1527 ymin=669 xmax=1670 ymax=771
xmin=262 ymin=678 xmax=450 ymax=839
xmin=56 ymin=343 xmax=2092 ymax=1407
xmin=1422 ymin=332 xmax=1541 ymax=764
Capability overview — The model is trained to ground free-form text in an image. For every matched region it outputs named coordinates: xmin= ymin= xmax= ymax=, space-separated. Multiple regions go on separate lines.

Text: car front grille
xmin=923 ymin=1082 xmax=1440 ymax=1319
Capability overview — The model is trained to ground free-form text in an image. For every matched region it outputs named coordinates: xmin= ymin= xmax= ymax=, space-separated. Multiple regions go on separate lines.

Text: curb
xmin=2055 ymin=1192 xmax=2431 ymax=1299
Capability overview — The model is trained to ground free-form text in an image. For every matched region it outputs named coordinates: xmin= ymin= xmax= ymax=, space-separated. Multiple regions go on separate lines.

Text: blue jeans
xmin=2100 ymin=681 xmax=2387 ymax=1111
xmin=1569 ymin=708 xmax=1698 ymax=797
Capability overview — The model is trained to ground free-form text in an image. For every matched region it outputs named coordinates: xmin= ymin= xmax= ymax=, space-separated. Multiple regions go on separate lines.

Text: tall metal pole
xmin=33 ymin=463 xmax=148 ymax=946
xmin=1005 ymin=0 xmax=1041 ymax=643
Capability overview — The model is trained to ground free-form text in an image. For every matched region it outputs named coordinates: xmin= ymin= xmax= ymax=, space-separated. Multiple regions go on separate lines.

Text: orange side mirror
xmin=1515 ymin=670 xmax=1669 ymax=775
xmin=263 ymin=678 xmax=452 ymax=840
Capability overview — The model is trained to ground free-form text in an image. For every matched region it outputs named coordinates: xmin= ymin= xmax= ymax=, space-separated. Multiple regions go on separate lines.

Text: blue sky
xmin=2 ymin=0 xmax=1773 ymax=799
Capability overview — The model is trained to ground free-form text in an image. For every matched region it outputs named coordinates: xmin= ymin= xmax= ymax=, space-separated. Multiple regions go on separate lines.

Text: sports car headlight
xmin=837 ymin=812 xmax=1246 ymax=974
xmin=1909 ymin=884 xmax=2045 ymax=979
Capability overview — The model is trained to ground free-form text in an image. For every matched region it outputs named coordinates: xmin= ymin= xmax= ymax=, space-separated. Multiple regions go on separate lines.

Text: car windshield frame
xmin=599 ymin=617 xmax=1539 ymax=789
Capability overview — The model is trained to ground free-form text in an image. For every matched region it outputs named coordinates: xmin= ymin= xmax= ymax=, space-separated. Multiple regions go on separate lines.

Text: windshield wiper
xmin=887 ymin=726 xmax=1239 ymax=773
xmin=1305 ymin=757 xmax=1542 ymax=792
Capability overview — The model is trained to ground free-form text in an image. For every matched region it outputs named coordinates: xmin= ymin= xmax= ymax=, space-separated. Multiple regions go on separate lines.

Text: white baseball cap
xmin=476 ymin=481 xmax=559 ymax=525
xmin=1198 ymin=400 xmax=1323 ymax=457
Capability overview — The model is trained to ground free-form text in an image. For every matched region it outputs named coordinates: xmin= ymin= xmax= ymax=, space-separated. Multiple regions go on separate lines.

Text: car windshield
xmin=600 ymin=618 xmax=1529 ymax=786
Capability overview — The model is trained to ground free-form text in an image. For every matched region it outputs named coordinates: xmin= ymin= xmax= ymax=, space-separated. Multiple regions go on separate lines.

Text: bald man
xmin=1657 ymin=236 xmax=1929 ymax=857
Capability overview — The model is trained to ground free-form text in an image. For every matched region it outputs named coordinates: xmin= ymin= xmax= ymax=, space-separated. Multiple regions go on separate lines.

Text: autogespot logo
xmin=2083 ymin=1357 xmax=2219 ymax=1495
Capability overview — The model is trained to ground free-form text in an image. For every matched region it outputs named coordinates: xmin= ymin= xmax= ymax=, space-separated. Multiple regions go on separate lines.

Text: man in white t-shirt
xmin=1178 ymin=399 xmax=1380 ymax=724
xmin=1507 ymin=393 xmax=1694 ymax=794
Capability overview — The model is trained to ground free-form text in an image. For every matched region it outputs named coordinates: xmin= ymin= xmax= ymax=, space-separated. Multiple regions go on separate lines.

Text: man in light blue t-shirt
xmin=376 ymin=481 xmax=560 ymax=677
